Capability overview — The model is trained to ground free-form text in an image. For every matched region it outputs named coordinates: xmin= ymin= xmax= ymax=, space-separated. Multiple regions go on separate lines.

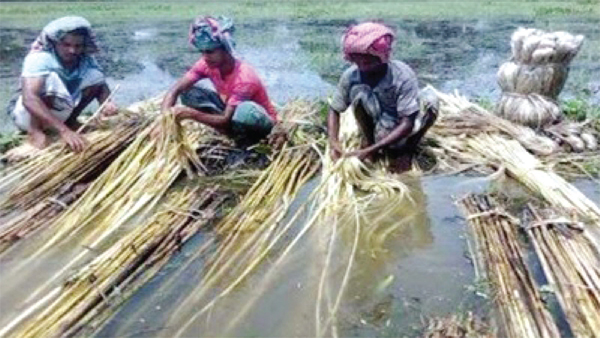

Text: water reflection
xmin=96 ymin=176 xmax=434 ymax=338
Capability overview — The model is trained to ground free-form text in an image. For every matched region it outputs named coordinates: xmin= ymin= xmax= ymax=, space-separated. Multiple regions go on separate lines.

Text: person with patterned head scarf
xmin=160 ymin=16 xmax=281 ymax=146
xmin=7 ymin=16 xmax=118 ymax=153
xmin=328 ymin=21 xmax=438 ymax=173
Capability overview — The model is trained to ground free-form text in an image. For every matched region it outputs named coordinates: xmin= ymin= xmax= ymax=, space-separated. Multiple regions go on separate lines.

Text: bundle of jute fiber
xmin=525 ymin=206 xmax=600 ymax=338
xmin=544 ymin=120 xmax=598 ymax=152
xmin=457 ymin=194 xmax=561 ymax=338
xmin=0 ymin=186 xmax=225 ymax=338
xmin=497 ymin=27 xmax=584 ymax=128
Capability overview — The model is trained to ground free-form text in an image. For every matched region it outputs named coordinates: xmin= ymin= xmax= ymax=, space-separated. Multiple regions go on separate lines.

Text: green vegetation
xmin=0 ymin=132 xmax=23 ymax=154
xmin=563 ymin=97 xmax=600 ymax=121
xmin=1 ymin=1 xmax=600 ymax=28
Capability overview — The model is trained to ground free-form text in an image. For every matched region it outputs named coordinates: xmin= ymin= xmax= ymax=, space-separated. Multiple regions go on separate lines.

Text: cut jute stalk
xmin=526 ymin=205 xmax=600 ymax=337
xmin=4 ymin=187 xmax=225 ymax=338
xmin=467 ymin=134 xmax=600 ymax=224
xmin=457 ymin=194 xmax=560 ymax=338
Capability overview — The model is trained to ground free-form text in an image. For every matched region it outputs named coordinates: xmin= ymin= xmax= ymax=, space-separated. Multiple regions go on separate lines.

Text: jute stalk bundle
xmin=0 ymin=122 xmax=149 ymax=255
xmin=467 ymin=134 xmax=600 ymax=224
xmin=457 ymin=194 xmax=560 ymax=338
xmin=496 ymin=28 xmax=585 ymax=128
xmin=159 ymin=103 xmax=413 ymax=337
xmin=166 ymin=145 xmax=321 ymax=337
xmin=526 ymin=206 xmax=600 ymax=337
xmin=0 ymin=183 xmax=87 ymax=255
xmin=1 ymin=186 xmax=225 ymax=338
xmin=12 ymin=111 xmax=207 ymax=301
xmin=428 ymin=86 xmax=559 ymax=157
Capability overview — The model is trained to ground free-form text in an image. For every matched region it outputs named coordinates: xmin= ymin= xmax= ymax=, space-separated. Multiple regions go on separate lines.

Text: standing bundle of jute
xmin=497 ymin=27 xmax=584 ymax=128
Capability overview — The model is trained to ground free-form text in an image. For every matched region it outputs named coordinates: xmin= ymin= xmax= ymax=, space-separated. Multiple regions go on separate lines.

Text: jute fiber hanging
xmin=496 ymin=27 xmax=584 ymax=129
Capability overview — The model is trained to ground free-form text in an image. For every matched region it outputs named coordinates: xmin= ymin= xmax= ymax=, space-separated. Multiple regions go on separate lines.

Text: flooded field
xmin=1 ymin=10 xmax=600 ymax=337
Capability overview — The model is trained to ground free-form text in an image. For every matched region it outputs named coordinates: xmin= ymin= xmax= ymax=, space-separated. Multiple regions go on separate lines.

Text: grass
xmin=0 ymin=132 xmax=23 ymax=154
xmin=1 ymin=1 xmax=600 ymax=28
xmin=563 ymin=97 xmax=600 ymax=121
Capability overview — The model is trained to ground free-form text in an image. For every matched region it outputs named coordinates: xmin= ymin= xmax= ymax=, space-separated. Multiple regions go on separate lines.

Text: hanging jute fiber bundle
xmin=496 ymin=27 xmax=584 ymax=129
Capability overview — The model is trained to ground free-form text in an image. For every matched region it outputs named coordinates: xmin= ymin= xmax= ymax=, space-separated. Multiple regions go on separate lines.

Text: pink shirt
xmin=184 ymin=58 xmax=278 ymax=121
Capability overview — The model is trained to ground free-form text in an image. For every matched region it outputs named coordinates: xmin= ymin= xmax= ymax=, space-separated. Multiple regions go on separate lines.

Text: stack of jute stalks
xmin=0 ymin=119 xmax=149 ymax=255
xmin=1 ymin=186 xmax=226 ymax=338
xmin=497 ymin=27 xmax=585 ymax=128
xmin=8 ymin=111 xmax=207 ymax=303
xmin=467 ymin=134 xmax=600 ymax=224
xmin=426 ymin=86 xmax=599 ymax=177
xmin=457 ymin=194 xmax=560 ymax=338
xmin=525 ymin=206 xmax=600 ymax=337
xmin=429 ymin=86 xmax=559 ymax=156
xmin=164 ymin=121 xmax=322 ymax=336
xmin=151 ymin=103 xmax=414 ymax=337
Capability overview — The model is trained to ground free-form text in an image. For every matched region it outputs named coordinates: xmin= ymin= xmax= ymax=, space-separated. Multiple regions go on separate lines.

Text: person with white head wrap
xmin=7 ymin=16 xmax=118 ymax=152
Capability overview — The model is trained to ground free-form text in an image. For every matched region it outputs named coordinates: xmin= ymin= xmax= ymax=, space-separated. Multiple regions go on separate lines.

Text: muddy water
xmin=91 ymin=175 xmax=598 ymax=338
xmin=91 ymin=175 xmax=488 ymax=338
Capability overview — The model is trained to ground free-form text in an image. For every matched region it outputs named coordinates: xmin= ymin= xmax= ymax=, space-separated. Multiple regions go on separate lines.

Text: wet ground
xmin=0 ymin=17 xmax=599 ymax=337
xmin=1 ymin=17 xmax=600 ymax=134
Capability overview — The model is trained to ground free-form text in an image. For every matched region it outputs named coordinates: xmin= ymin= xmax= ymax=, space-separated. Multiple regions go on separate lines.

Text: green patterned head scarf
xmin=188 ymin=16 xmax=235 ymax=53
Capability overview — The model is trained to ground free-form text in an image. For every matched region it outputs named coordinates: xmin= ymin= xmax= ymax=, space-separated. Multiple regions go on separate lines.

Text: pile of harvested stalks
xmin=457 ymin=194 xmax=560 ymax=338
xmin=0 ymin=110 xmax=213 ymax=323
xmin=426 ymin=86 xmax=600 ymax=178
xmin=468 ymin=134 xmax=600 ymax=223
xmin=0 ymin=119 xmax=149 ymax=254
xmin=429 ymin=86 xmax=558 ymax=156
xmin=525 ymin=206 xmax=600 ymax=337
xmin=144 ymin=103 xmax=414 ymax=337
xmin=1 ymin=186 xmax=226 ymax=338
xmin=166 ymin=144 xmax=321 ymax=337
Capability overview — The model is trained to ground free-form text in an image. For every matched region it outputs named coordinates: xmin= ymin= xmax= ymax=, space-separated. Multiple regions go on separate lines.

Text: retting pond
xmin=0 ymin=17 xmax=599 ymax=337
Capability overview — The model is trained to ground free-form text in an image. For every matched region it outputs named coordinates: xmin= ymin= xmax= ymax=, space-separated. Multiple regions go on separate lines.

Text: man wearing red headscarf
xmin=328 ymin=21 xmax=437 ymax=173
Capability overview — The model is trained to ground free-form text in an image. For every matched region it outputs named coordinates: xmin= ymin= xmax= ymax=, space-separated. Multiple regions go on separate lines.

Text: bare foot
xmin=29 ymin=130 xmax=50 ymax=149
xmin=4 ymin=143 xmax=41 ymax=162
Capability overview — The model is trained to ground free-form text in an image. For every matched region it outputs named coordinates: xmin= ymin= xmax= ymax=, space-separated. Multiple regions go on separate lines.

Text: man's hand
xmin=345 ymin=148 xmax=375 ymax=162
xmin=60 ymin=128 xmax=88 ymax=153
xmin=151 ymin=108 xmax=184 ymax=138
xmin=100 ymin=100 xmax=119 ymax=117
xmin=330 ymin=141 xmax=343 ymax=161
xmin=267 ymin=124 xmax=288 ymax=150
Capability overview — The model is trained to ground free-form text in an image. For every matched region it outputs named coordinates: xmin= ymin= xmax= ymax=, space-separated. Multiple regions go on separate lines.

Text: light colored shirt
xmin=21 ymin=51 xmax=104 ymax=96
